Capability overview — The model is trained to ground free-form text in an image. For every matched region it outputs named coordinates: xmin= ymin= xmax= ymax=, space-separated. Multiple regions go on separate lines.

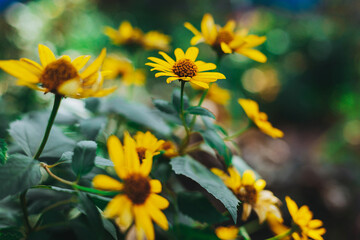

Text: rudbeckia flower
xmin=134 ymin=131 xmax=165 ymax=160
xmin=238 ymin=99 xmax=284 ymax=138
xmin=104 ymin=21 xmax=143 ymax=46
xmin=215 ymin=226 xmax=239 ymax=240
xmin=0 ymin=44 xmax=116 ymax=98
xmin=286 ymin=196 xmax=326 ymax=240
xmin=92 ymin=133 xmax=169 ymax=240
xmin=146 ymin=47 xmax=225 ymax=89
xmin=184 ymin=13 xmax=267 ymax=62
xmin=142 ymin=31 xmax=171 ymax=51
xmin=212 ymin=167 xmax=282 ymax=223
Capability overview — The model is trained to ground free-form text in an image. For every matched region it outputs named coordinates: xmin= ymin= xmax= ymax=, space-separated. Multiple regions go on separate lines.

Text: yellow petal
xmin=140 ymin=151 xmax=153 ymax=176
xmin=285 ymin=196 xmax=299 ymax=220
xmin=215 ymin=226 xmax=239 ymax=240
xmin=124 ymin=132 xmax=140 ymax=172
xmin=221 ymin=42 xmax=233 ymax=54
xmin=158 ymin=51 xmax=175 ymax=64
xmin=201 ymin=13 xmax=217 ymax=44
xmin=103 ymin=195 xmax=125 ymax=218
xmin=185 ymin=47 xmax=199 ymax=61
xmin=184 ymin=22 xmax=202 ymax=36
xmin=223 ymin=20 xmax=236 ymax=32
xmin=236 ymin=48 xmax=267 ymax=63
xmin=148 ymin=193 xmax=169 ymax=209
xmin=254 ymin=179 xmax=266 ymax=191
xmin=107 ymin=135 xmax=127 ymax=179
xmin=150 ymin=179 xmax=162 ymax=193
xmin=242 ymin=203 xmax=252 ymax=221
xmin=57 ymin=78 xmax=81 ymax=97
xmin=238 ymin=98 xmax=260 ymax=121
xmin=20 ymin=58 xmax=43 ymax=74
xmin=116 ymin=197 xmax=133 ymax=230
xmin=38 ymin=44 xmax=56 ymax=67
xmin=133 ymin=205 xmax=155 ymax=240
xmin=174 ymin=48 xmax=185 ymax=61
xmin=241 ymin=170 xmax=256 ymax=185
xmin=16 ymin=79 xmax=45 ymax=91
xmin=196 ymin=72 xmax=226 ymax=79
xmin=146 ymin=201 xmax=168 ymax=230
xmin=80 ymin=48 xmax=106 ymax=79
xmin=148 ymin=57 xmax=173 ymax=68
xmin=243 ymin=35 xmax=267 ymax=48
xmin=72 ymin=55 xmax=91 ymax=71
xmin=190 ymin=35 xmax=205 ymax=45
xmin=0 ymin=60 xmax=40 ymax=83
xmin=190 ymin=80 xmax=209 ymax=89
xmin=92 ymin=174 xmax=123 ymax=191
xmin=196 ymin=62 xmax=216 ymax=72
xmin=309 ymin=219 xmax=323 ymax=228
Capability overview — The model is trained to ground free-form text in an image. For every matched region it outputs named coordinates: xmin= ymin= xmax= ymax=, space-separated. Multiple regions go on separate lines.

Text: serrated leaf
xmin=186 ymin=106 xmax=215 ymax=119
xmin=153 ymin=99 xmax=177 ymax=114
xmin=172 ymin=88 xmax=189 ymax=113
xmin=200 ymin=129 xmax=232 ymax=166
xmin=72 ymin=141 xmax=97 ymax=177
xmin=0 ymin=139 xmax=7 ymax=165
xmin=100 ymin=97 xmax=171 ymax=135
xmin=178 ymin=192 xmax=228 ymax=224
xmin=8 ymin=117 xmax=75 ymax=159
xmin=0 ymin=154 xmax=42 ymax=200
xmin=170 ymin=156 xmax=239 ymax=223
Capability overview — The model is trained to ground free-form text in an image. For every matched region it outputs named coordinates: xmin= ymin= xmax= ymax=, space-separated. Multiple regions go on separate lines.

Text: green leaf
xmin=239 ymin=226 xmax=251 ymax=240
xmin=186 ymin=106 xmax=215 ymax=119
xmin=178 ymin=192 xmax=228 ymax=224
xmin=0 ymin=228 xmax=25 ymax=239
xmin=100 ymin=97 xmax=171 ymax=135
xmin=170 ymin=156 xmax=239 ymax=223
xmin=0 ymin=154 xmax=42 ymax=200
xmin=0 ymin=196 xmax=22 ymax=228
xmin=8 ymin=116 xmax=75 ymax=159
xmin=200 ymin=129 xmax=232 ymax=166
xmin=172 ymin=224 xmax=218 ymax=240
xmin=94 ymin=157 xmax=113 ymax=167
xmin=72 ymin=141 xmax=97 ymax=177
xmin=0 ymin=139 xmax=7 ymax=165
xmin=153 ymin=99 xmax=177 ymax=114
xmin=78 ymin=192 xmax=105 ymax=239
xmin=172 ymin=88 xmax=189 ymax=113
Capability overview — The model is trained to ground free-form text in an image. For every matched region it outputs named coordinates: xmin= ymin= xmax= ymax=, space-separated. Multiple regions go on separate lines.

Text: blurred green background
xmin=0 ymin=0 xmax=359 ymax=239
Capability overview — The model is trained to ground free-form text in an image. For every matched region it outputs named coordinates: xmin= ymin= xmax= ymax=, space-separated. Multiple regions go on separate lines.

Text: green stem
xmin=224 ymin=125 xmax=250 ymax=141
xmin=20 ymin=190 xmax=31 ymax=234
xmin=179 ymin=81 xmax=191 ymax=154
xmin=266 ymin=229 xmax=293 ymax=240
xmin=34 ymin=94 xmax=62 ymax=159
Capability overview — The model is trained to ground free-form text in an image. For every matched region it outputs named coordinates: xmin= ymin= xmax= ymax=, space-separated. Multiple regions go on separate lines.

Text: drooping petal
xmin=235 ymin=48 xmax=267 ymax=63
xmin=103 ymin=195 xmax=125 ymax=218
xmin=146 ymin=201 xmax=169 ymax=230
xmin=133 ymin=205 xmax=155 ymax=240
xmin=92 ymin=174 xmax=123 ymax=191
xmin=148 ymin=194 xmax=169 ymax=209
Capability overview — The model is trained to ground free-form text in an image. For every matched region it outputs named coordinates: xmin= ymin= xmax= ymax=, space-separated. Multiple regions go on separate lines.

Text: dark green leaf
xmin=172 ymin=224 xmax=218 ymax=240
xmin=153 ymin=99 xmax=177 ymax=114
xmin=0 ymin=138 xmax=7 ymax=165
xmin=178 ymin=192 xmax=228 ymax=224
xmin=8 ymin=117 xmax=75 ymax=159
xmin=186 ymin=106 xmax=215 ymax=119
xmin=100 ymin=97 xmax=171 ymax=135
xmin=58 ymin=151 xmax=73 ymax=164
xmin=102 ymin=218 xmax=118 ymax=240
xmin=172 ymin=88 xmax=189 ymax=113
xmin=0 ymin=154 xmax=42 ymax=200
xmin=0 ymin=228 xmax=25 ymax=239
xmin=0 ymin=196 xmax=22 ymax=228
xmin=78 ymin=192 xmax=105 ymax=239
xmin=170 ymin=156 xmax=239 ymax=223
xmin=200 ymin=129 xmax=232 ymax=166
xmin=72 ymin=141 xmax=97 ymax=177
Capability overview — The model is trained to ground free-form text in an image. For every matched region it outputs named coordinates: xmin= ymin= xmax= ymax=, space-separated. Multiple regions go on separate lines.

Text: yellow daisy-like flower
xmin=146 ymin=47 xmax=225 ymax=89
xmin=286 ymin=196 xmax=326 ymax=240
xmin=104 ymin=21 xmax=143 ymax=46
xmin=92 ymin=133 xmax=169 ymax=240
xmin=212 ymin=167 xmax=282 ymax=223
xmin=184 ymin=13 xmax=267 ymax=62
xmin=215 ymin=226 xmax=239 ymax=240
xmin=142 ymin=31 xmax=171 ymax=51
xmin=102 ymin=56 xmax=146 ymax=86
xmin=0 ymin=44 xmax=116 ymax=98
xmin=134 ymin=131 xmax=165 ymax=161
xmin=238 ymin=99 xmax=284 ymax=138
xmin=267 ymin=213 xmax=290 ymax=240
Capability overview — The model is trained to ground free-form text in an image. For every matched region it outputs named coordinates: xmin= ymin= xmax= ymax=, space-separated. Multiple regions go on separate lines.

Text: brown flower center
xmin=123 ymin=173 xmax=151 ymax=205
xmin=136 ymin=147 xmax=147 ymax=161
xmin=172 ymin=59 xmax=198 ymax=78
xmin=216 ymin=30 xmax=234 ymax=45
xmin=237 ymin=185 xmax=258 ymax=204
xmin=40 ymin=58 xmax=78 ymax=93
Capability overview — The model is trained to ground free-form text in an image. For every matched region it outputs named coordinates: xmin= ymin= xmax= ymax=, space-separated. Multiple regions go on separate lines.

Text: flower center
xmin=136 ymin=147 xmax=147 ymax=161
xmin=123 ymin=173 xmax=151 ymax=205
xmin=172 ymin=59 xmax=198 ymax=78
xmin=40 ymin=58 xmax=78 ymax=93
xmin=216 ymin=30 xmax=234 ymax=45
xmin=237 ymin=185 xmax=258 ymax=204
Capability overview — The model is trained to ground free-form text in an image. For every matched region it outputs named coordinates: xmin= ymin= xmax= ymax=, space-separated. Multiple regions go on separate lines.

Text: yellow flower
xmin=286 ymin=196 xmax=326 ymax=240
xmin=206 ymin=83 xmax=231 ymax=105
xmin=160 ymin=141 xmax=178 ymax=158
xmin=146 ymin=47 xmax=225 ymax=89
xmin=134 ymin=131 xmax=165 ymax=160
xmin=238 ymin=99 xmax=284 ymax=138
xmin=102 ymin=56 xmax=146 ymax=86
xmin=0 ymin=44 xmax=116 ymax=98
xmin=142 ymin=31 xmax=171 ymax=51
xmin=104 ymin=21 xmax=143 ymax=46
xmin=92 ymin=133 xmax=169 ymax=240
xmin=267 ymin=213 xmax=290 ymax=240
xmin=184 ymin=13 xmax=267 ymax=62
xmin=212 ymin=167 xmax=282 ymax=223
xmin=215 ymin=226 xmax=239 ymax=240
